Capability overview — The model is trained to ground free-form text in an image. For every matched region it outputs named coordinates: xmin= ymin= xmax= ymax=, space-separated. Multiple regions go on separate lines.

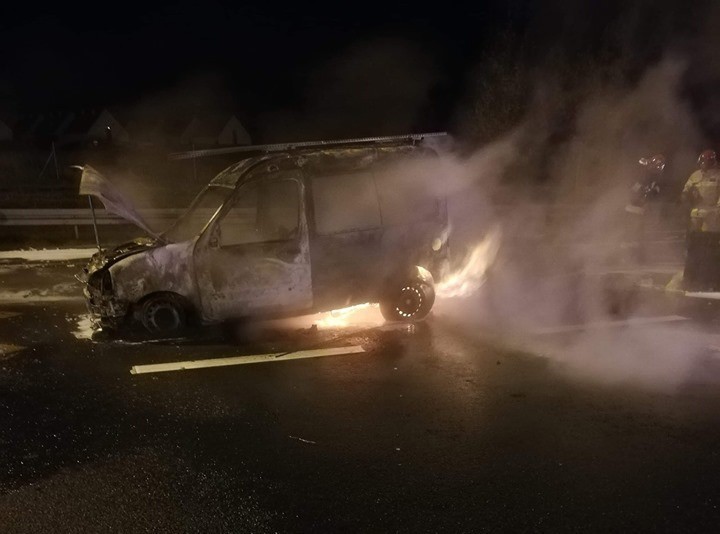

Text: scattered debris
xmin=0 ymin=344 xmax=25 ymax=360
xmin=289 ymin=435 xmax=317 ymax=445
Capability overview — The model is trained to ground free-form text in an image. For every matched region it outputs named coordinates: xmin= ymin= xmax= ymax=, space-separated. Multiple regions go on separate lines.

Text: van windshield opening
xmin=163 ymin=186 xmax=232 ymax=243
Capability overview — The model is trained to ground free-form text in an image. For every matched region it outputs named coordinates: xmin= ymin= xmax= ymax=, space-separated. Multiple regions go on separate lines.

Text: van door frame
xmin=303 ymin=164 xmax=387 ymax=311
xmin=192 ymin=169 xmax=313 ymax=322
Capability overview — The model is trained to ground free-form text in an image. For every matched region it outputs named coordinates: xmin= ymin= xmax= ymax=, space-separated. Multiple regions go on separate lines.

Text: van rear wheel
xmin=140 ymin=293 xmax=189 ymax=335
xmin=380 ymin=282 xmax=435 ymax=322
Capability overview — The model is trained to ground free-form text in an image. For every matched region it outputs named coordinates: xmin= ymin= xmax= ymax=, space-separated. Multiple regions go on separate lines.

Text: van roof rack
xmin=168 ymin=132 xmax=448 ymax=161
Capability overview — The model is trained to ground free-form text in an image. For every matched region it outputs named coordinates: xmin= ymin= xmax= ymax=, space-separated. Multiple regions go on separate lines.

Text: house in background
xmin=34 ymin=112 xmax=75 ymax=144
xmin=180 ymin=114 xmax=251 ymax=147
xmin=7 ymin=112 xmax=73 ymax=145
xmin=13 ymin=114 xmax=44 ymax=143
xmin=58 ymin=109 xmax=130 ymax=147
xmin=4 ymin=107 xmax=253 ymax=149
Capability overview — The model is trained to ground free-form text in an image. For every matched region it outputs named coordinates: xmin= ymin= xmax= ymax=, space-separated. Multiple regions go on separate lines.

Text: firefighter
xmin=625 ymin=154 xmax=666 ymax=263
xmin=628 ymin=154 xmax=665 ymax=211
xmin=682 ymin=149 xmax=720 ymax=290
xmin=682 ymin=149 xmax=720 ymax=216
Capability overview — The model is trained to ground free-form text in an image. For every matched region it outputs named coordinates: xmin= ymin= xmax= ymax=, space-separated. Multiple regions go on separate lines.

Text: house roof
xmin=63 ymin=109 xmax=106 ymax=135
xmin=35 ymin=112 xmax=74 ymax=137
xmin=13 ymin=114 xmax=45 ymax=138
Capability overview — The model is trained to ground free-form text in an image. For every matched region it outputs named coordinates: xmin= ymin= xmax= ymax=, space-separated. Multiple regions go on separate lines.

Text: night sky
xmin=1 ymin=2 xmax=501 ymax=105
xmin=2 ymin=1 xmax=718 ymax=140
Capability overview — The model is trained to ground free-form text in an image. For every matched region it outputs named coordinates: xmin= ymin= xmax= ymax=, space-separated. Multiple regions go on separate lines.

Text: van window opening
xmin=163 ymin=187 xmax=232 ymax=243
xmin=218 ymin=180 xmax=300 ymax=247
xmin=374 ymin=170 xmax=439 ymax=226
xmin=312 ymin=172 xmax=382 ymax=234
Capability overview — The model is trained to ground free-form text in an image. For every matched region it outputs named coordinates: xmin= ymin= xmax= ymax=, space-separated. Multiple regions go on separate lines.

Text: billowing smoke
xmin=432 ymin=55 xmax=716 ymax=390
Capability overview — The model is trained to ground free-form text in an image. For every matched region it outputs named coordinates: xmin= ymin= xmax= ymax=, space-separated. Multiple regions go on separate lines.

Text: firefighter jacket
xmin=683 ymin=168 xmax=720 ymax=231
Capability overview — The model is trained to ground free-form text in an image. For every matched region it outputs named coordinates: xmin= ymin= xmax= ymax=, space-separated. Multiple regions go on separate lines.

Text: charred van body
xmin=80 ymin=140 xmax=450 ymax=335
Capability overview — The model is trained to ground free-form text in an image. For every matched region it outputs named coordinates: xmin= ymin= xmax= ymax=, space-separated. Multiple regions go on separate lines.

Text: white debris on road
xmin=0 ymin=248 xmax=96 ymax=262
xmin=71 ymin=314 xmax=96 ymax=340
xmin=130 ymin=346 xmax=366 ymax=374
xmin=289 ymin=435 xmax=317 ymax=445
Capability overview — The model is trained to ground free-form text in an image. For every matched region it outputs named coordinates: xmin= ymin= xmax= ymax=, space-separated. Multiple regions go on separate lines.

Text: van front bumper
xmin=83 ymin=287 xmax=130 ymax=329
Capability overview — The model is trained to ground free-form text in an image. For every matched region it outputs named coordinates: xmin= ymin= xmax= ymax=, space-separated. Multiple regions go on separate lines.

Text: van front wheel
xmin=140 ymin=293 xmax=189 ymax=335
xmin=380 ymin=282 xmax=435 ymax=322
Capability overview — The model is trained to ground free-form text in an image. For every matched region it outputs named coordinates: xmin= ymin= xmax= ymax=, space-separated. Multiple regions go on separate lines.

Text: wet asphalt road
xmin=1 ymin=262 xmax=720 ymax=533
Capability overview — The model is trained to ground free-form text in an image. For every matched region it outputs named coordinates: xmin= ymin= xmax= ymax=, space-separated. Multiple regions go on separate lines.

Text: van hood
xmin=85 ymin=237 xmax=160 ymax=274
xmin=77 ymin=165 xmax=162 ymax=239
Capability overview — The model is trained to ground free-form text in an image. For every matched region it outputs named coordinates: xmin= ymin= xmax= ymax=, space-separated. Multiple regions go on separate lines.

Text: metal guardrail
xmin=0 ymin=209 xmax=184 ymax=226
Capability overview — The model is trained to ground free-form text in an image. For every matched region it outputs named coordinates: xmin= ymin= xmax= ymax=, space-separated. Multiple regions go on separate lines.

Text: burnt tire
xmin=140 ymin=293 xmax=189 ymax=335
xmin=380 ymin=281 xmax=435 ymax=322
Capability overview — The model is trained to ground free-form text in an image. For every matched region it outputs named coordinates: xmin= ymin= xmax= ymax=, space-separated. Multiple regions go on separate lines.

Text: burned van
xmin=80 ymin=139 xmax=449 ymax=334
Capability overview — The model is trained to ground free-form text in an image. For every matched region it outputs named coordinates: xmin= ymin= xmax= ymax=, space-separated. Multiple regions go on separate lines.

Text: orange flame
xmin=313 ymin=303 xmax=382 ymax=329
xmin=436 ymin=226 xmax=501 ymax=298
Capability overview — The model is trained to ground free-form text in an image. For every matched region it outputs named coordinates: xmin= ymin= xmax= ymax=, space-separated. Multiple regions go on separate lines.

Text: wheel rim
xmin=145 ymin=301 xmax=182 ymax=333
xmin=395 ymin=285 xmax=424 ymax=318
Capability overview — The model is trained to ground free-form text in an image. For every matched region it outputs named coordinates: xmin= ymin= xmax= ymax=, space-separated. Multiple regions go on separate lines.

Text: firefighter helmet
xmin=698 ymin=149 xmax=717 ymax=170
xmin=639 ymin=154 xmax=666 ymax=174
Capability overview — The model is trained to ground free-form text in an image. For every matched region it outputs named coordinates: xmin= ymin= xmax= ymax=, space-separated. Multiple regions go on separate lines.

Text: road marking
xmin=530 ymin=315 xmax=689 ymax=335
xmin=130 ymin=345 xmax=366 ymax=374
xmin=0 ymin=311 xmax=20 ymax=319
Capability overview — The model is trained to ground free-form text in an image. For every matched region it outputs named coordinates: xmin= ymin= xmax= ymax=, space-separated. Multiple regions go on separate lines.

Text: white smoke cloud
xmin=433 ymin=55 xmax=716 ymax=390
